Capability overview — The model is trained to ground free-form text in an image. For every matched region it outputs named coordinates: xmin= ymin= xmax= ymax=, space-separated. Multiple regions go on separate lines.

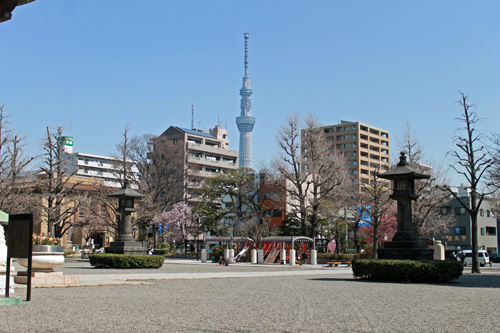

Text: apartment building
xmin=437 ymin=187 xmax=498 ymax=252
xmin=157 ymin=125 xmax=239 ymax=204
xmin=320 ymin=120 xmax=390 ymax=186
xmin=64 ymin=152 xmax=140 ymax=189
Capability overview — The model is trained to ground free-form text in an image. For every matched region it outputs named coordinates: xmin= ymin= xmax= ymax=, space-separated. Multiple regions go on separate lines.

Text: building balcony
xmin=188 ymin=157 xmax=238 ymax=169
xmin=78 ymin=160 xmax=114 ymax=169
xmin=188 ymin=142 xmax=238 ymax=158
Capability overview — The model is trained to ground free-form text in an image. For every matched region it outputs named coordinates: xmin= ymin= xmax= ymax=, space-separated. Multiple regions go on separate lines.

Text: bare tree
xmin=37 ymin=126 xmax=79 ymax=237
xmin=441 ymin=93 xmax=497 ymax=273
xmin=129 ymin=134 xmax=185 ymax=221
xmin=489 ymin=133 xmax=500 ymax=189
xmin=397 ymin=124 xmax=454 ymax=237
xmin=302 ymin=115 xmax=352 ymax=238
xmin=274 ymin=113 xmax=351 ymax=238
xmin=0 ymin=104 xmax=35 ymax=214
xmin=361 ymin=167 xmax=394 ymax=258
xmin=78 ymin=188 xmax=119 ymax=235
xmin=274 ymin=114 xmax=309 ymax=235
xmin=112 ymin=125 xmax=137 ymax=188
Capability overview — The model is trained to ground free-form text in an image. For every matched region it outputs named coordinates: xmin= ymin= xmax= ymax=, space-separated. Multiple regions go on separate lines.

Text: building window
xmin=454 ymin=207 xmax=466 ymax=215
xmin=486 ymin=227 xmax=497 ymax=236
xmin=455 ymin=227 xmax=466 ymax=235
xmin=481 ymin=228 xmax=485 ymax=236
xmin=100 ymin=206 xmax=107 ymax=219
xmin=272 ymin=210 xmax=283 ymax=217
xmin=79 ymin=210 xmax=85 ymax=222
xmin=480 ymin=209 xmax=484 ymax=216
xmin=486 ymin=210 xmax=491 ymax=217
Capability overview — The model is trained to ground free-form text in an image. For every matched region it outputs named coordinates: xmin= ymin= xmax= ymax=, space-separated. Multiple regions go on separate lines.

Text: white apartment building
xmin=64 ymin=152 xmax=140 ymax=189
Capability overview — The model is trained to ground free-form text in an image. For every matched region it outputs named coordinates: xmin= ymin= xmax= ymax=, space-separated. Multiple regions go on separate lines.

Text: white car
xmin=457 ymin=250 xmax=490 ymax=266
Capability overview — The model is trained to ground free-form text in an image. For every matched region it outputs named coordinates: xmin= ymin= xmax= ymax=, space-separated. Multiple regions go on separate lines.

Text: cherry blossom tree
xmin=152 ymin=202 xmax=199 ymax=255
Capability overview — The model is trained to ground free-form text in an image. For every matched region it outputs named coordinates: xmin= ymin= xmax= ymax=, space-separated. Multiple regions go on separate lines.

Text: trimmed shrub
xmin=88 ymin=254 xmax=164 ymax=269
xmin=156 ymin=242 xmax=171 ymax=251
xmin=317 ymin=253 xmax=370 ymax=261
xmin=151 ymin=249 xmax=169 ymax=255
xmin=63 ymin=251 xmax=79 ymax=258
xmin=352 ymin=259 xmax=463 ymax=283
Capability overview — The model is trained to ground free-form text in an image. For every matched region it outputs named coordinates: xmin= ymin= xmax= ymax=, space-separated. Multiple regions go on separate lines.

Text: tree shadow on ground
xmin=310 ymin=273 xmax=500 ymax=289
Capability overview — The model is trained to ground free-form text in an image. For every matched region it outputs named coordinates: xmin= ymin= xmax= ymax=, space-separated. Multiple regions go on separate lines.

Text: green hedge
xmin=151 ymin=249 xmax=170 ymax=255
xmin=88 ymin=254 xmax=164 ymax=269
xmin=352 ymin=259 xmax=463 ymax=283
xmin=317 ymin=253 xmax=371 ymax=260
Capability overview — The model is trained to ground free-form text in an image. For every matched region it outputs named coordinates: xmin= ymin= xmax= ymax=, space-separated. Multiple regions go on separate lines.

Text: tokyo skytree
xmin=236 ymin=33 xmax=256 ymax=169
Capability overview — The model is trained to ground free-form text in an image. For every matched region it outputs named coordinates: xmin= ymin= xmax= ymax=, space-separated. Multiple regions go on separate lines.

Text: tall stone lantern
xmin=105 ymin=183 xmax=146 ymax=255
xmin=377 ymin=152 xmax=434 ymax=260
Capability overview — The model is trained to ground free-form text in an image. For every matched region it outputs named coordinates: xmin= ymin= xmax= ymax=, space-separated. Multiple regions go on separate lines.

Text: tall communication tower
xmin=236 ymin=33 xmax=256 ymax=169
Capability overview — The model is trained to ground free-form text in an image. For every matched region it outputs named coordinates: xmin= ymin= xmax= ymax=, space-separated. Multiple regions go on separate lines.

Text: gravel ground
xmin=1 ymin=261 xmax=499 ymax=332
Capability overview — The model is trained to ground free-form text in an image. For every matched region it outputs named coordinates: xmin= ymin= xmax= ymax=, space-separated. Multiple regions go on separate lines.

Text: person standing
xmin=301 ymin=251 xmax=308 ymax=265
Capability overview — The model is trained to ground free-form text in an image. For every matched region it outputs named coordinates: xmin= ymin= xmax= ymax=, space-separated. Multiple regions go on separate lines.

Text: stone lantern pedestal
xmin=377 ymin=152 xmax=433 ymax=260
xmin=105 ymin=184 xmax=146 ymax=255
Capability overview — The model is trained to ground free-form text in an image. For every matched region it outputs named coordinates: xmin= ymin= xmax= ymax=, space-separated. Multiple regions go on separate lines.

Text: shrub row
xmin=63 ymin=251 xmax=79 ymax=258
xmin=151 ymin=249 xmax=170 ymax=255
xmin=352 ymin=259 xmax=463 ymax=283
xmin=317 ymin=253 xmax=371 ymax=260
xmin=88 ymin=254 xmax=164 ymax=269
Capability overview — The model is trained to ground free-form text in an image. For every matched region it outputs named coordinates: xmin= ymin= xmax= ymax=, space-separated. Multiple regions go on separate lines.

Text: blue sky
xmin=1 ymin=1 xmax=499 ymax=185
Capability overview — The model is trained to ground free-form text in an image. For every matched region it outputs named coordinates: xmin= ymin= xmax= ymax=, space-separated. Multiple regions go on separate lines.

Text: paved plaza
xmin=1 ymin=259 xmax=500 ymax=332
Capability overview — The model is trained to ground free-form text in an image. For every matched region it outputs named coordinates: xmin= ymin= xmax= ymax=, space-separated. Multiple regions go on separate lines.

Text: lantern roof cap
xmin=378 ymin=152 xmax=430 ymax=180
xmin=107 ymin=181 xmax=145 ymax=198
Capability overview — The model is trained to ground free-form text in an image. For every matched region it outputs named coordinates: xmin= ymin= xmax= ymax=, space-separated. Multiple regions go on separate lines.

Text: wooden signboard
xmin=5 ymin=214 xmax=33 ymax=301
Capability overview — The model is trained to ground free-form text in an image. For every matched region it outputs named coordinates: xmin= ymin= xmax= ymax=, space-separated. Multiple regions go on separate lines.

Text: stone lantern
xmin=105 ymin=182 xmax=146 ymax=255
xmin=377 ymin=152 xmax=434 ymax=260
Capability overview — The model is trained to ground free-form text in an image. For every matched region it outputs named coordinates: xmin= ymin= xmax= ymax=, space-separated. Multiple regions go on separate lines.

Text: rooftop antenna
xmin=218 ymin=114 xmax=220 ymax=126
xmin=191 ymin=105 xmax=194 ymax=130
xmin=244 ymin=32 xmax=249 ymax=77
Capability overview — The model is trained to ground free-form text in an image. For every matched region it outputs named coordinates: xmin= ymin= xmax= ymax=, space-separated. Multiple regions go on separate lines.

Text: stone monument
xmin=377 ymin=152 xmax=434 ymax=260
xmin=0 ymin=212 xmax=15 ymax=294
xmin=105 ymin=183 xmax=146 ymax=255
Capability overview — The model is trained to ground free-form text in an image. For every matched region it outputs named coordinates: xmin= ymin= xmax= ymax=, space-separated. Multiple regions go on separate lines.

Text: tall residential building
xmin=236 ymin=33 xmax=255 ymax=169
xmin=320 ymin=120 xmax=391 ymax=186
xmin=157 ymin=125 xmax=239 ymax=204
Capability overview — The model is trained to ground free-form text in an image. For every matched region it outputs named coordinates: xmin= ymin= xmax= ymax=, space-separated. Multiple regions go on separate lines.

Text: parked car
xmin=456 ymin=250 xmax=490 ymax=266
xmin=488 ymin=252 xmax=500 ymax=263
